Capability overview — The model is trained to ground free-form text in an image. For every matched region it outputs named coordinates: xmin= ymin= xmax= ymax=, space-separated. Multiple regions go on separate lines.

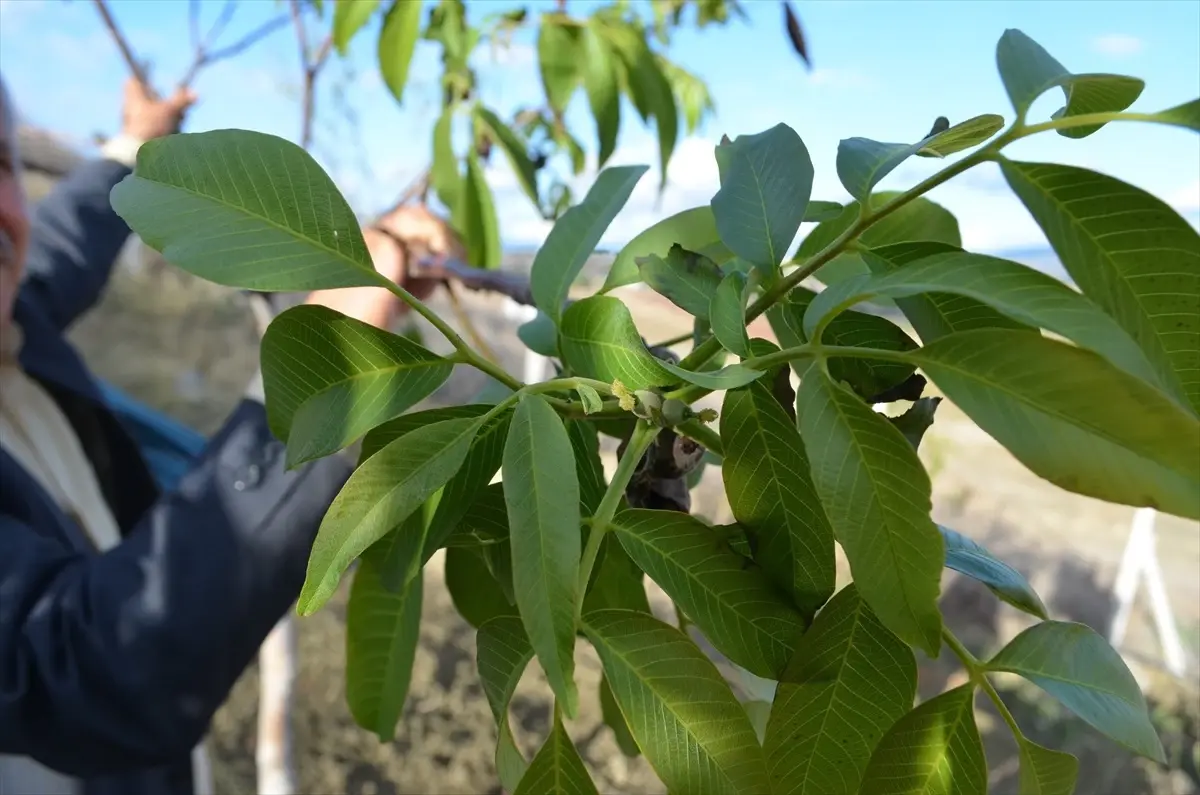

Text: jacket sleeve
xmin=0 ymin=398 xmax=354 ymax=776
xmin=20 ymin=158 xmax=135 ymax=331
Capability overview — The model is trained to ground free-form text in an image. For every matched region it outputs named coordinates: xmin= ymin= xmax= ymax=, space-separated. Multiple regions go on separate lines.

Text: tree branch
xmin=288 ymin=0 xmax=333 ymax=151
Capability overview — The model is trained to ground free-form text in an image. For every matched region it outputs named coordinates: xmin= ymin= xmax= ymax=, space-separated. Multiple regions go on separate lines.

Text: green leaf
xmin=658 ymin=359 xmax=765 ymax=390
xmin=531 ymin=165 xmax=648 ymax=322
xmin=797 ymin=195 xmax=961 ymax=288
xmin=864 ymin=241 xmax=1028 ymax=343
xmin=987 ymin=621 xmax=1166 ymax=763
xmin=431 ymin=109 xmax=461 ymax=211
xmin=503 ymin=396 xmax=582 ymax=718
xmin=857 ymin=684 xmax=987 ymax=795
xmin=575 ymin=384 xmax=604 ymax=415
xmin=517 ymin=311 xmax=560 ymax=357
xmin=940 ymin=525 xmax=1047 ymax=620
xmin=566 ymin=419 xmax=606 ymax=514
xmin=770 ymin=288 xmax=918 ymax=400
xmin=582 ymin=24 xmax=621 ymax=168
xmin=611 ymin=510 xmax=807 ymax=679
xmin=916 ymin=113 xmax=1005 ymax=157
xmin=110 ymin=130 xmax=382 ymax=291
xmin=805 ymin=250 xmax=1166 ymax=394
xmin=711 ymin=123 xmax=814 ymax=271
xmin=477 ymin=616 xmax=534 ymax=792
xmin=909 ymin=330 xmax=1200 ymax=520
xmin=647 ymin=58 xmax=679 ymax=191
xmin=333 ymin=0 xmax=381 ymax=55
xmin=599 ymin=674 xmax=640 ymax=757
xmin=710 ymin=272 xmax=750 ymax=357
xmin=796 ymin=365 xmax=944 ymax=655
xmin=261 ymin=305 xmax=452 ymax=465
xmin=298 ymin=416 xmax=480 ymax=614
xmin=345 ymin=537 xmax=423 ymax=740
xmin=1001 ymin=159 xmax=1200 ymax=414
xmin=445 ymin=482 xmax=510 ymax=547
xmin=377 ymin=0 xmax=424 ymax=104
xmin=1018 ymin=738 xmax=1080 ymax=795
xmin=583 ymin=535 xmax=651 ymax=615
xmin=889 ymin=397 xmax=941 ymax=450
xmin=1151 ymin=98 xmax=1200 ymax=132
xmin=514 ymin=715 xmax=600 ymax=795
xmin=538 ymin=14 xmax=583 ymax=114
xmin=763 ymin=585 xmax=917 ymax=795
xmin=447 ymin=546 xmax=517 ymax=628
xmin=836 ymin=137 xmax=929 ymax=204
xmin=637 ymin=243 xmax=724 ymax=318
xmin=559 ymin=296 xmax=672 ymax=390
xmin=744 ymin=701 xmax=771 ymax=745
xmin=359 ymin=404 xmax=491 ymax=463
xmin=475 ymin=106 xmax=539 ymax=208
xmin=582 ymin=610 xmax=772 ymax=795
xmin=603 ymin=206 xmax=733 ymax=292
xmin=460 ymin=151 xmax=502 ymax=269
xmin=995 ymin=29 xmax=1143 ymax=135
xmin=721 ymin=378 xmax=834 ymax=618
xmin=660 ymin=56 xmax=714 ymax=135
xmin=804 ymin=200 xmax=845 ymax=223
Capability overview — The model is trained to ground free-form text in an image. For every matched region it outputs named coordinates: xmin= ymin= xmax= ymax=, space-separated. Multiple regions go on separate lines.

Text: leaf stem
xmin=575 ymin=421 xmax=657 ymax=617
xmin=676 ymin=418 xmax=723 ymax=457
xmin=379 ymin=277 xmax=523 ymax=391
xmin=942 ymin=627 xmax=1025 ymax=742
xmin=676 ymin=127 xmax=1018 ymax=373
xmin=1017 ymin=110 xmax=1170 ymax=137
xmin=650 ymin=330 xmax=695 ymax=349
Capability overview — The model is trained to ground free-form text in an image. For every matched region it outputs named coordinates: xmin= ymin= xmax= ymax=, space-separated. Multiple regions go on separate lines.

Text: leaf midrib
xmin=133 ymin=171 xmax=379 ymax=279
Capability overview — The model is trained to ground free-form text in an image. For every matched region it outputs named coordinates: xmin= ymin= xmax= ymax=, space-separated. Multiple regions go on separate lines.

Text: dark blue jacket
xmin=0 ymin=158 xmax=353 ymax=794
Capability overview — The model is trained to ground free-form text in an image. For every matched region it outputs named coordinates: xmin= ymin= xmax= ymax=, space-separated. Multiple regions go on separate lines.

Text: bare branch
xmin=91 ymin=0 xmax=157 ymax=96
xmin=178 ymin=14 xmax=290 ymax=89
xmin=288 ymin=0 xmax=333 ymax=151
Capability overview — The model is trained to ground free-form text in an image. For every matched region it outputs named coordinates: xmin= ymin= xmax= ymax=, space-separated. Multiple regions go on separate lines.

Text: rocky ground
xmin=68 ymin=256 xmax=1200 ymax=795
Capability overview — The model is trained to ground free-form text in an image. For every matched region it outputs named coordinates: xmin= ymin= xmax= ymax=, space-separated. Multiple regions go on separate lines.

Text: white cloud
xmin=1091 ymin=34 xmax=1144 ymax=57
xmin=807 ymin=68 xmax=874 ymax=90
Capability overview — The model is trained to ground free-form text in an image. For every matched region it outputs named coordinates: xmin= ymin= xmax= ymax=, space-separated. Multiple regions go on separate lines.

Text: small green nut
xmin=660 ymin=398 xmax=689 ymax=426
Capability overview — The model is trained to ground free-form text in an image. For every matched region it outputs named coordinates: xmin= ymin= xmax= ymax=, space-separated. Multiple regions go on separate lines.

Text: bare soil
xmin=67 ymin=256 xmax=1200 ymax=795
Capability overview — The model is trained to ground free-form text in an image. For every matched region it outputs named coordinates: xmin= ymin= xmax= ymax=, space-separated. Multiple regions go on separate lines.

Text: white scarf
xmin=0 ymin=321 xmax=213 ymax=795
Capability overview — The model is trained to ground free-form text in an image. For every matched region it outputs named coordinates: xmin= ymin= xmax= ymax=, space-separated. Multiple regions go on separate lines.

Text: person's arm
xmin=17 ymin=143 xmax=136 ymax=331
xmin=0 ymin=397 xmax=353 ymax=776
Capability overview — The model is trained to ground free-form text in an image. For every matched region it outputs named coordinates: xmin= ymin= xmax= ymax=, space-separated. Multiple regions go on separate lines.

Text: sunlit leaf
xmin=346 ymin=548 xmax=422 ymax=741
xmin=378 ymin=0 xmax=424 ymax=104
xmin=575 ymin=384 xmax=604 ymax=415
xmin=857 ymin=684 xmax=987 ymax=794
xmin=333 ymin=0 xmax=381 ymax=55
xmin=763 ymin=586 xmax=917 ymax=795
xmin=1001 ymin=160 xmax=1199 ymax=413
xmin=1018 ymin=737 xmax=1080 ymax=795
xmin=712 ymin=123 xmax=814 ymax=271
xmin=910 ymin=330 xmax=1200 ymax=520
xmin=538 ymin=13 xmax=583 ymax=114
xmin=940 ymin=525 xmax=1047 ymax=620
xmin=637 ymin=243 xmax=724 ymax=318
xmin=796 ymin=365 xmax=944 ymax=655
xmin=722 ymin=378 xmax=834 ymax=618
xmin=612 ymin=510 xmax=807 ymax=679
xmin=604 ymin=206 xmax=733 ymax=292
xmin=260 ymin=305 xmax=452 ymax=465
xmin=111 ymin=130 xmax=382 ymax=291
xmin=559 ymin=296 xmax=672 ymax=390
xmin=460 ymin=150 xmax=502 ymax=269
xmin=582 ymin=24 xmax=621 ymax=168
xmin=987 ymin=621 xmax=1166 ymax=762
xmin=1151 ymin=98 xmax=1200 ymax=132
xmin=477 ymin=616 xmax=534 ymax=792
xmin=514 ymin=714 xmax=600 ymax=795
xmin=582 ymin=610 xmax=772 ymax=795
xmin=531 ymin=165 xmax=648 ymax=322
xmin=503 ymin=396 xmax=581 ymax=717
xmin=995 ymin=29 xmax=1143 ymax=136
xmin=916 ymin=113 xmax=1006 ymax=157
xmin=298 ymin=416 xmax=479 ymax=614
xmin=710 ymin=271 xmax=750 ymax=357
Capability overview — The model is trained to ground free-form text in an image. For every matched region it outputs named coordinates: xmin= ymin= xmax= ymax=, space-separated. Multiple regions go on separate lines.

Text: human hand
xmin=119 ymin=78 xmax=196 ymax=142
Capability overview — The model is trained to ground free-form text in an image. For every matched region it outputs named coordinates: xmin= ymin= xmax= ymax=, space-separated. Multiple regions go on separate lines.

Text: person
xmin=0 ymin=77 xmax=456 ymax=795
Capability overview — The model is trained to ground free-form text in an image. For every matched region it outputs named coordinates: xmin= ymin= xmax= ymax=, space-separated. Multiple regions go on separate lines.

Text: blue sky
xmin=1 ymin=0 xmax=1197 ymax=256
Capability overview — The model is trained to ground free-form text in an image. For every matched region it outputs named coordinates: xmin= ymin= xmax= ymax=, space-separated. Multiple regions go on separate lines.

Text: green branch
xmin=575 ymin=420 xmax=658 ymax=620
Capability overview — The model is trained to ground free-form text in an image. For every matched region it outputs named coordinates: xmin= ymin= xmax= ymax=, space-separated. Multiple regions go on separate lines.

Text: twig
xmin=178 ymin=11 xmax=289 ymax=90
xmin=91 ymin=0 xmax=155 ymax=96
xmin=288 ymin=0 xmax=333 ymax=151
xmin=444 ymin=281 xmax=501 ymax=364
